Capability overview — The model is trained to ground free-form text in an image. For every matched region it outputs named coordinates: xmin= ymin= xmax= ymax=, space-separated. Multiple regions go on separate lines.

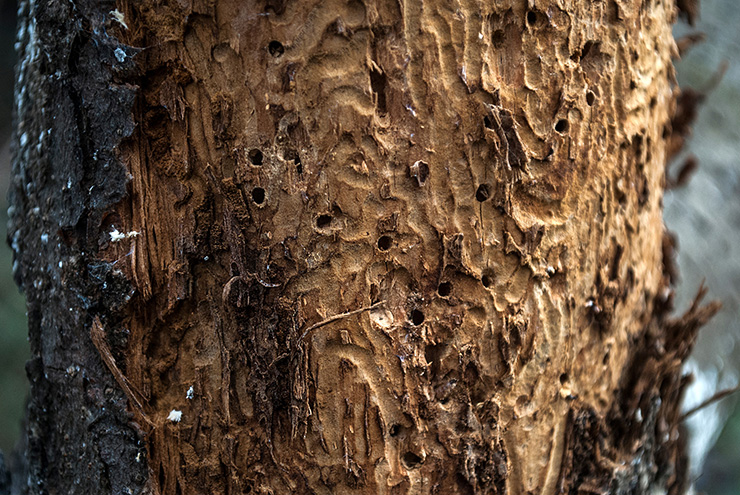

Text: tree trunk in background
xmin=8 ymin=1 xmax=718 ymax=494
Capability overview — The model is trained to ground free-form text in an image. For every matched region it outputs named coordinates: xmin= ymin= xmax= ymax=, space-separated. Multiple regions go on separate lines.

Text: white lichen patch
xmin=167 ymin=409 xmax=182 ymax=423
xmin=110 ymin=228 xmax=140 ymax=242
xmin=110 ymin=9 xmax=128 ymax=30
xmin=114 ymin=47 xmax=126 ymax=63
xmin=186 ymin=386 xmax=194 ymax=400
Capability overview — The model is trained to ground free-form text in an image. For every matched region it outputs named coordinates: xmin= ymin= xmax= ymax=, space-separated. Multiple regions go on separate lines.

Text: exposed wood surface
xmin=9 ymin=0 xmax=716 ymax=494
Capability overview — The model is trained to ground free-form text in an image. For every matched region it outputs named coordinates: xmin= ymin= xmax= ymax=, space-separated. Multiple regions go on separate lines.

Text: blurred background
xmin=0 ymin=1 xmax=737 ymax=493
xmin=670 ymin=2 xmax=740 ymax=493
xmin=0 ymin=0 xmax=29 ymax=460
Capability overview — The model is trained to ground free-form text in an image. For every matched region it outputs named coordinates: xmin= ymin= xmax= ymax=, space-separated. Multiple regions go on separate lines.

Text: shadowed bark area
xmin=8 ymin=0 xmax=716 ymax=494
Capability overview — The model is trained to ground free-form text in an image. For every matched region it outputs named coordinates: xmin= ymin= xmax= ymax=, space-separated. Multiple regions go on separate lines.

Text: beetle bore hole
xmin=268 ymin=40 xmax=284 ymax=57
xmin=482 ymin=271 xmax=494 ymax=288
xmin=316 ymin=214 xmax=332 ymax=229
xmin=410 ymin=309 xmax=425 ymax=326
xmin=248 ymin=149 xmax=263 ymax=166
xmin=437 ymin=282 xmax=452 ymax=297
xmin=377 ymin=235 xmax=392 ymax=251
xmin=251 ymin=187 xmax=265 ymax=204
xmin=555 ymin=119 xmax=569 ymax=133
xmin=586 ymin=91 xmax=596 ymax=106
xmin=483 ymin=115 xmax=494 ymax=129
xmin=402 ymin=452 xmax=423 ymax=469
xmin=559 ymin=373 xmax=569 ymax=384
xmin=389 ymin=424 xmax=401 ymax=437
xmin=526 ymin=11 xmax=537 ymax=25
xmin=476 ymin=183 xmax=491 ymax=202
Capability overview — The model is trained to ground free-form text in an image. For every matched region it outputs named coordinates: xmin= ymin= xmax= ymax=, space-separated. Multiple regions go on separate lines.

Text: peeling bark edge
xmin=8 ymin=1 xmax=148 ymax=494
xmin=561 ymin=284 xmax=720 ymax=495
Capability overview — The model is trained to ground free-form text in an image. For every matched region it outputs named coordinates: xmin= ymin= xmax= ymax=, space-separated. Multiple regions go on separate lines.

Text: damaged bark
xmin=8 ymin=0 xmax=717 ymax=494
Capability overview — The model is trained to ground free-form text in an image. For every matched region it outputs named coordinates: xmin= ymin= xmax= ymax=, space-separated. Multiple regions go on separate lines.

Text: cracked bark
xmin=8 ymin=0 xmax=716 ymax=494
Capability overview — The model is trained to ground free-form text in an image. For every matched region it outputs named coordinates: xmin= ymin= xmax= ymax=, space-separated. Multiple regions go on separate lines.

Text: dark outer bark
xmin=7 ymin=1 xmax=716 ymax=495
xmin=8 ymin=1 xmax=146 ymax=494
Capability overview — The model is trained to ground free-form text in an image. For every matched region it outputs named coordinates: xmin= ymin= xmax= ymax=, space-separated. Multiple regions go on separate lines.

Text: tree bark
xmin=8 ymin=1 xmax=718 ymax=494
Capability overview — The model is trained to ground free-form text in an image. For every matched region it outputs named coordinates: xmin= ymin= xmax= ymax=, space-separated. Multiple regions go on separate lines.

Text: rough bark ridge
xmin=9 ymin=1 xmax=147 ymax=494
xmin=8 ymin=0 xmax=717 ymax=494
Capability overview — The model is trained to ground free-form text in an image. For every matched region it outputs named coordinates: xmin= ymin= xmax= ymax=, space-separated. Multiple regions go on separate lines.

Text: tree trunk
xmin=8 ymin=1 xmax=718 ymax=494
